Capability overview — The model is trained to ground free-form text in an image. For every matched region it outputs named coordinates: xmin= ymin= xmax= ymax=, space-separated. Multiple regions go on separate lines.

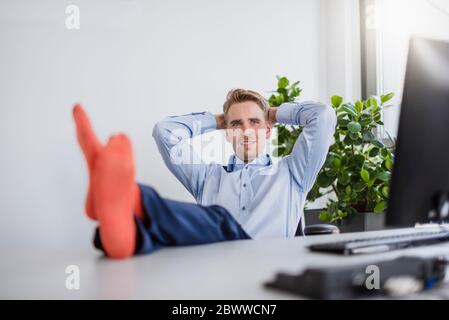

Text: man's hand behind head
xmin=215 ymin=113 xmax=226 ymax=130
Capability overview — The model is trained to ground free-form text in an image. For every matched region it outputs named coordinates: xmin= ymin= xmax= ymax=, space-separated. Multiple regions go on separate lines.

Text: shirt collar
xmin=225 ymin=153 xmax=272 ymax=172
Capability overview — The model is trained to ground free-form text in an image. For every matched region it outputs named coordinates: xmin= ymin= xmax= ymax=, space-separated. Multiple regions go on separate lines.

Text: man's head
xmin=223 ymin=89 xmax=272 ymax=163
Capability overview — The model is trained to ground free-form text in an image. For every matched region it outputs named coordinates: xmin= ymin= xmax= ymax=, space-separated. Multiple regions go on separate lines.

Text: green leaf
xmin=337 ymin=118 xmax=350 ymax=127
xmin=343 ymin=135 xmax=353 ymax=146
xmin=348 ymin=121 xmax=361 ymax=133
xmin=372 ymin=139 xmax=385 ymax=149
xmin=354 ymin=182 xmax=367 ymax=192
xmin=338 ymin=172 xmax=350 ymax=186
xmin=366 ymin=98 xmax=372 ymax=108
xmin=385 ymin=157 xmax=392 ymax=170
xmin=381 ymin=92 xmax=395 ymax=104
xmin=352 ymin=154 xmax=366 ymax=167
xmin=340 ymin=156 xmax=348 ymax=167
xmin=361 ymin=169 xmax=370 ymax=183
xmin=360 ymin=117 xmax=373 ymax=127
xmin=331 ymin=95 xmax=343 ymax=109
xmin=349 ymin=132 xmax=360 ymax=140
xmin=326 ymin=168 xmax=338 ymax=177
xmin=368 ymin=96 xmax=378 ymax=108
xmin=341 ymin=104 xmax=358 ymax=117
xmin=317 ymin=172 xmax=335 ymax=188
xmin=291 ymin=87 xmax=301 ymax=98
xmin=277 ymin=88 xmax=288 ymax=96
xmin=381 ymin=148 xmax=390 ymax=159
xmin=376 ymin=171 xmax=391 ymax=182
xmin=345 ymin=185 xmax=352 ymax=195
xmin=337 ymin=210 xmax=349 ymax=220
xmin=289 ymin=80 xmax=300 ymax=89
xmin=332 ymin=157 xmax=341 ymax=168
xmin=369 ymin=147 xmax=379 ymax=157
xmin=278 ymin=77 xmax=289 ymax=89
xmin=307 ymin=184 xmax=322 ymax=202
xmin=324 ymin=155 xmax=334 ymax=167
xmin=355 ymin=100 xmax=363 ymax=113
xmin=374 ymin=201 xmax=387 ymax=213
xmin=276 ymin=94 xmax=285 ymax=105
xmin=362 ymin=131 xmax=375 ymax=142
xmin=319 ymin=211 xmax=331 ymax=221
xmin=268 ymin=95 xmax=278 ymax=107
xmin=382 ymin=186 xmax=389 ymax=198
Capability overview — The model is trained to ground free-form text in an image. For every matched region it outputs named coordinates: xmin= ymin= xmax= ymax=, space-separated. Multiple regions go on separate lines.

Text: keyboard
xmin=308 ymin=229 xmax=449 ymax=255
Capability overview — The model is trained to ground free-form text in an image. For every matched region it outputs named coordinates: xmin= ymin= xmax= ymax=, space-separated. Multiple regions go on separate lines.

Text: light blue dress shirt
xmin=152 ymin=101 xmax=337 ymax=239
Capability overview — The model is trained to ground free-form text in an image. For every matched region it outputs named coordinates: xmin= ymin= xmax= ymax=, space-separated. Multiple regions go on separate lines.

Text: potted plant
xmin=269 ymin=76 xmax=396 ymax=232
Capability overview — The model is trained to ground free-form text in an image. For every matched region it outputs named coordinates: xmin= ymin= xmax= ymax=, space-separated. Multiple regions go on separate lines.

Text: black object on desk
xmin=309 ymin=229 xmax=449 ymax=255
xmin=295 ymin=223 xmax=340 ymax=236
xmin=265 ymin=256 xmax=447 ymax=299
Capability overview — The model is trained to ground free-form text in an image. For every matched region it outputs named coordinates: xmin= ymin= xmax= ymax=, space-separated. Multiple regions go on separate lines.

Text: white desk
xmin=2 ymin=228 xmax=449 ymax=299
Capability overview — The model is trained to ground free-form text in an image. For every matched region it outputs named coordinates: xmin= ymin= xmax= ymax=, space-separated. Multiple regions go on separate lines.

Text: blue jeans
xmin=94 ymin=184 xmax=251 ymax=255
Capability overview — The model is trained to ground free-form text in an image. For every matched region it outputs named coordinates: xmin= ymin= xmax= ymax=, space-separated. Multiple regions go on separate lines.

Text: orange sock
xmin=73 ymin=104 xmax=102 ymax=220
xmin=93 ymin=134 xmax=137 ymax=259
xmin=73 ymin=104 xmax=144 ymax=222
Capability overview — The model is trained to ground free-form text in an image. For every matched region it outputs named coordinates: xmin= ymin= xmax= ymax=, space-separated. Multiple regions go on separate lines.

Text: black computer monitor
xmin=386 ymin=37 xmax=449 ymax=227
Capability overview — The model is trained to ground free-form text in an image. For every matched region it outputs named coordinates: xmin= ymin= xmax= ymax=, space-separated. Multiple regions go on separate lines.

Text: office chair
xmin=295 ymin=220 xmax=340 ymax=236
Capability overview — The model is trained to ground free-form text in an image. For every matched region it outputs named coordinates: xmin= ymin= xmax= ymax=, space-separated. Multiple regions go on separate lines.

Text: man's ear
xmin=225 ymin=129 xmax=231 ymax=143
xmin=265 ymin=123 xmax=272 ymax=139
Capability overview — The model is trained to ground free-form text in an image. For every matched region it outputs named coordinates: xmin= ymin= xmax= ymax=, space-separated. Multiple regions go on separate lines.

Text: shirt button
xmin=243 ymin=183 xmax=246 ymax=187
xmin=245 ymin=167 xmax=249 ymax=170
xmin=242 ymin=206 xmax=246 ymax=211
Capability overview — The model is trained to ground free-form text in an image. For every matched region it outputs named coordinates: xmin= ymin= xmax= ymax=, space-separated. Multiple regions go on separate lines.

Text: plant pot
xmin=304 ymin=208 xmax=385 ymax=233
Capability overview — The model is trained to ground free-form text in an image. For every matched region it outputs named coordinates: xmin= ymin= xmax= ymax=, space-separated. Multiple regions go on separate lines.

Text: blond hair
xmin=222 ymin=89 xmax=269 ymax=116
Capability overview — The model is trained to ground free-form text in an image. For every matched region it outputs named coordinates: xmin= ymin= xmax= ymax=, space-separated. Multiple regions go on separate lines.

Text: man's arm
xmin=152 ymin=111 xmax=222 ymax=200
xmin=270 ymin=101 xmax=337 ymax=193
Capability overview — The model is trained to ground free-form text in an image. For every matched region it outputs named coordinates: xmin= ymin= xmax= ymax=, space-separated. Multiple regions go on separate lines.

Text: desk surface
xmin=2 ymin=228 xmax=449 ymax=299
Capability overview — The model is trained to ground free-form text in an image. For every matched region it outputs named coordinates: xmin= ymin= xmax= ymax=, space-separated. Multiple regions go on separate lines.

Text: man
xmin=73 ymin=88 xmax=336 ymax=259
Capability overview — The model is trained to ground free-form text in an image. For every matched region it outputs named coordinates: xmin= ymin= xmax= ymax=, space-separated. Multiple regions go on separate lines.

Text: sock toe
xmin=73 ymin=104 xmax=103 ymax=220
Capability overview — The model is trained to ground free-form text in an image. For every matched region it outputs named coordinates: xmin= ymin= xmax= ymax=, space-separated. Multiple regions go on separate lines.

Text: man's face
xmin=225 ymin=101 xmax=272 ymax=163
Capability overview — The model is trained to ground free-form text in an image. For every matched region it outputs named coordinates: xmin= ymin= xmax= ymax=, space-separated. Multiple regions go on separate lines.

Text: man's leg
xmin=94 ymin=184 xmax=250 ymax=256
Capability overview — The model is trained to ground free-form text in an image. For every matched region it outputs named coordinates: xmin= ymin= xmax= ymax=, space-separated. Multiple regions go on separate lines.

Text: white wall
xmin=1 ymin=0 xmax=354 ymax=250
xmin=323 ymin=0 xmax=361 ymax=102
xmin=378 ymin=0 xmax=449 ymax=136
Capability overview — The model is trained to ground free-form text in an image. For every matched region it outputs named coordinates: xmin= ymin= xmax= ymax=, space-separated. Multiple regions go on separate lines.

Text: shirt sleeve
xmin=152 ymin=111 xmax=217 ymax=200
xmin=275 ymin=101 xmax=337 ymax=193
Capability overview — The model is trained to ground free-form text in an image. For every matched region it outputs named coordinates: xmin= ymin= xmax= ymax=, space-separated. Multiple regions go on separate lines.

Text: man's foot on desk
xmin=93 ymin=134 xmax=137 ymax=259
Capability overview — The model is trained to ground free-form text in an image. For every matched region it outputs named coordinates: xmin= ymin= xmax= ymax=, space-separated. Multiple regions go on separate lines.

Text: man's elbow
xmin=315 ymin=103 xmax=337 ymax=129
xmin=152 ymin=121 xmax=169 ymax=142
xmin=152 ymin=122 xmax=161 ymax=139
xmin=152 ymin=120 xmax=188 ymax=146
